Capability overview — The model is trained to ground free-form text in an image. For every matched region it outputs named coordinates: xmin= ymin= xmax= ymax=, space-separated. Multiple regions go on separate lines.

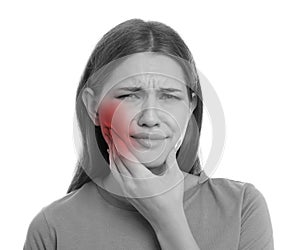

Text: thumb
xmin=165 ymin=137 xmax=182 ymax=172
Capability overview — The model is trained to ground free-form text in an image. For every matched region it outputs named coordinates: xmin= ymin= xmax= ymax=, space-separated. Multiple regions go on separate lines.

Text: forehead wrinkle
xmin=121 ymin=74 xmax=184 ymax=90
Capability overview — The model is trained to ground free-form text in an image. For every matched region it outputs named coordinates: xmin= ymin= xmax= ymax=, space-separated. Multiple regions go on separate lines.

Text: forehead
xmin=100 ymin=52 xmax=187 ymax=95
xmin=113 ymin=74 xmax=185 ymax=91
xmin=111 ymin=52 xmax=185 ymax=80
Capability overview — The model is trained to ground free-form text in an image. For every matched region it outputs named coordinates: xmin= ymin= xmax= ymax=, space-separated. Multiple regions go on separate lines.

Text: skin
xmin=83 ymin=53 xmax=200 ymax=249
xmin=99 ymin=76 xmax=190 ymax=170
xmin=98 ymin=53 xmax=196 ymax=169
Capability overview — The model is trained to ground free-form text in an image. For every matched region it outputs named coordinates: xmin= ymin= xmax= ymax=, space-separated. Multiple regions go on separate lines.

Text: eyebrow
xmin=116 ymin=87 xmax=183 ymax=93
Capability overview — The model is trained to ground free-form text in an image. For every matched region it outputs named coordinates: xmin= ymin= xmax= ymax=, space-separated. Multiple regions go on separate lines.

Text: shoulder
xmin=204 ymin=177 xmax=274 ymax=249
xmin=24 ymin=204 xmax=59 ymax=249
xmin=202 ymin=173 xmax=265 ymax=196
xmin=25 ymin=181 xmax=95 ymax=233
xmin=207 ymin=177 xmax=268 ymax=207
xmin=24 ymin=181 xmax=96 ymax=249
xmin=198 ymin=173 xmax=271 ymax=212
xmin=41 ymin=181 xmax=96 ymax=222
xmin=200 ymin=175 xmax=252 ymax=201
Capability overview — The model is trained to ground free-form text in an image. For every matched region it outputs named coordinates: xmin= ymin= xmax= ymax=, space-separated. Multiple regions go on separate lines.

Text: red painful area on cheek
xmin=98 ymin=100 xmax=118 ymax=130
xmin=98 ymin=99 xmax=132 ymax=156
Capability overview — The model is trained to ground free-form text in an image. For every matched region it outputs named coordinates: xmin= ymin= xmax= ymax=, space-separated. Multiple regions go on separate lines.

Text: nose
xmin=137 ymin=95 xmax=160 ymax=128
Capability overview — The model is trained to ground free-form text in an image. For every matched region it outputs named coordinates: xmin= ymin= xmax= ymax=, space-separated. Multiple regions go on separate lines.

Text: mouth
xmin=131 ymin=133 xmax=167 ymax=140
xmin=130 ymin=134 xmax=168 ymax=148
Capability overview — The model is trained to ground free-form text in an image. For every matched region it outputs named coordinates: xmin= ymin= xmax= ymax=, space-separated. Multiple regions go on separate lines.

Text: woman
xmin=24 ymin=19 xmax=274 ymax=250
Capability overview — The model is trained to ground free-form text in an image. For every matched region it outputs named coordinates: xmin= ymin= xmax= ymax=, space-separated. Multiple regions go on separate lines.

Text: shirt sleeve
xmin=238 ymin=183 xmax=274 ymax=250
xmin=23 ymin=208 xmax=56 ymax=250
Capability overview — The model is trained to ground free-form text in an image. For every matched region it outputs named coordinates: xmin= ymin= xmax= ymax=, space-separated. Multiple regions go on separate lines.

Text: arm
xmin=23 ymin=209 xmax=56 ymax=250
xmin=154 ymin=208 xmax=201 ymax=250
xmin=238 ymin=183 xmax=274 ymax=250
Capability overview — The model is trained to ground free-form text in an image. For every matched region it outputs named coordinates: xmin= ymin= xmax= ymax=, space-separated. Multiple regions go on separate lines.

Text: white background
xmin=1 ymin=0 xmax=299 ymax=249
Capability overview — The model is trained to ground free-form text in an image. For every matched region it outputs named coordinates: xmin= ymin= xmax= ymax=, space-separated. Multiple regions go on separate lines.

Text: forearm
xmin=154 ymin=209 xmax=201 ymax=250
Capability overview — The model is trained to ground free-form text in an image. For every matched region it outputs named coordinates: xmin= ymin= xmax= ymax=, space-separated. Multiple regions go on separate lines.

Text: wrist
xmin=152 ymin=206 xmax=186 ymax=233
xmin=155 ymin=214 xmax=200 ymax=250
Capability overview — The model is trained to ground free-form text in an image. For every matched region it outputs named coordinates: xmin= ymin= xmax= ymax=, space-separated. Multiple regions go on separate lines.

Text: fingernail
xmin=175 ymin=137 xmax=182 ymax=150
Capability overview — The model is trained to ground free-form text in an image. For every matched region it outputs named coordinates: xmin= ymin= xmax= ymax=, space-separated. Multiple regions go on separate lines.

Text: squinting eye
xmin=116 ymin=93 xmax=180 ymax=101
xmin=116 ymin=94 xmax=140 ymax=100
xmin=160 ymin=94 xmax=180 ymax=100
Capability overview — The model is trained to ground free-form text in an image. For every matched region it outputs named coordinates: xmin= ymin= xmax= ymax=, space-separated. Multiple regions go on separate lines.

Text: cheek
xmin=99 ymin=100 xmax=132 ymax=131
xmin=98 ymin=100 xmax=132 ymax=147
xmin=168 ymin=107 xmax=190 ymax=134
xmin=98 ymin=100 xmax=119 ymax=129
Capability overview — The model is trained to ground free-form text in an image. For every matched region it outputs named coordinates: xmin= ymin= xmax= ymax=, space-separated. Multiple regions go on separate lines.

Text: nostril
xmin=137 ymin=108 xmax=161 ymax=127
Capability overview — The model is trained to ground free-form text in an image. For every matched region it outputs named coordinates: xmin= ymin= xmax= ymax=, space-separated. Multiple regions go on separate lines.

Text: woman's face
xmin=97 ymin=53 xmax=196 ymax=168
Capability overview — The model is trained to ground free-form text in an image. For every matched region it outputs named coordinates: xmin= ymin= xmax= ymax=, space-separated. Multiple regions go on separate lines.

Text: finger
xmin=106 ymin=129 xmax=125 ymax=176
xmin=110 ymin=143 xmax=136 ymax=198
xmin=110 ymin=128 xmax=137 ymax=160
xmin=110 ymin=129 xmax=153 ymax=178
xmin=108 ymin=129 xmax=131 ymax=177
xmin=175 ymin=137 xmax=182 ymax=151
xmin=165 ymin=145 xmax=180 ymax=174
xmin=118 ymin=153 xmax=153 ymax=178
xmin=111 ymin=142 xmax=132 ymax=178
xmin=109 ymin=142 xmax=123 ymax=184
xmin=103 ymin=127 xmax=113 ymax=146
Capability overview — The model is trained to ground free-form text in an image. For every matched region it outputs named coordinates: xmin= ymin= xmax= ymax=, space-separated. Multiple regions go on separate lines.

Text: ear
xmin=81 ymin=87 xmax=100 ymax=126
xmin=189 ymin=92 xmax=197 ymax=115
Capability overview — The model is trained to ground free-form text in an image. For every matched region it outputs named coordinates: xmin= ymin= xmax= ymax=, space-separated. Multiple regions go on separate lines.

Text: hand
xmin=107 ymin=129 xmax=185 ymax=231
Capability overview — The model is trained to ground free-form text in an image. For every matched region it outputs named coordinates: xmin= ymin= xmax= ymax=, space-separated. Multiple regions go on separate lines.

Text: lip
xmin=131 ymin=137 xmax=167 ymax=148
xmin=131 ymin=133 xmax=167 ymax=140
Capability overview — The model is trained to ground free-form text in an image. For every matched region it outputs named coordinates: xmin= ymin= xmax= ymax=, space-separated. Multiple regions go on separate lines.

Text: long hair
xmin=67 ymin=19 xmax=203 ymax=194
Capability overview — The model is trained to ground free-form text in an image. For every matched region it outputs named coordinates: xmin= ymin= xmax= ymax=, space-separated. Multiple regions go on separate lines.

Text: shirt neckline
xmin=93 ymin=170 xmax=210 ymax=212
xmin=94 ymin=182 xmax=139 ymax=212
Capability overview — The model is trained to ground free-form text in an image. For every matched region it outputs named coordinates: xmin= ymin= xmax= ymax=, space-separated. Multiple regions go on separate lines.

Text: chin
xmin=133 ymin=146 xmax=174 ymax=166
xmin=143 ymin=161 xmax=167 ymax=175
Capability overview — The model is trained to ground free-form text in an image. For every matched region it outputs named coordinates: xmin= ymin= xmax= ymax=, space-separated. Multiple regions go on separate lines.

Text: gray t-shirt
xmin=23 ymin=171 xmax=274 ymax=249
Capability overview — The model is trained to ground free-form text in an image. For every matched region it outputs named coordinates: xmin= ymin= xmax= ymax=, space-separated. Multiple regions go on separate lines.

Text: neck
xmin=95 ymin=167 xmax=192 ymax=211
